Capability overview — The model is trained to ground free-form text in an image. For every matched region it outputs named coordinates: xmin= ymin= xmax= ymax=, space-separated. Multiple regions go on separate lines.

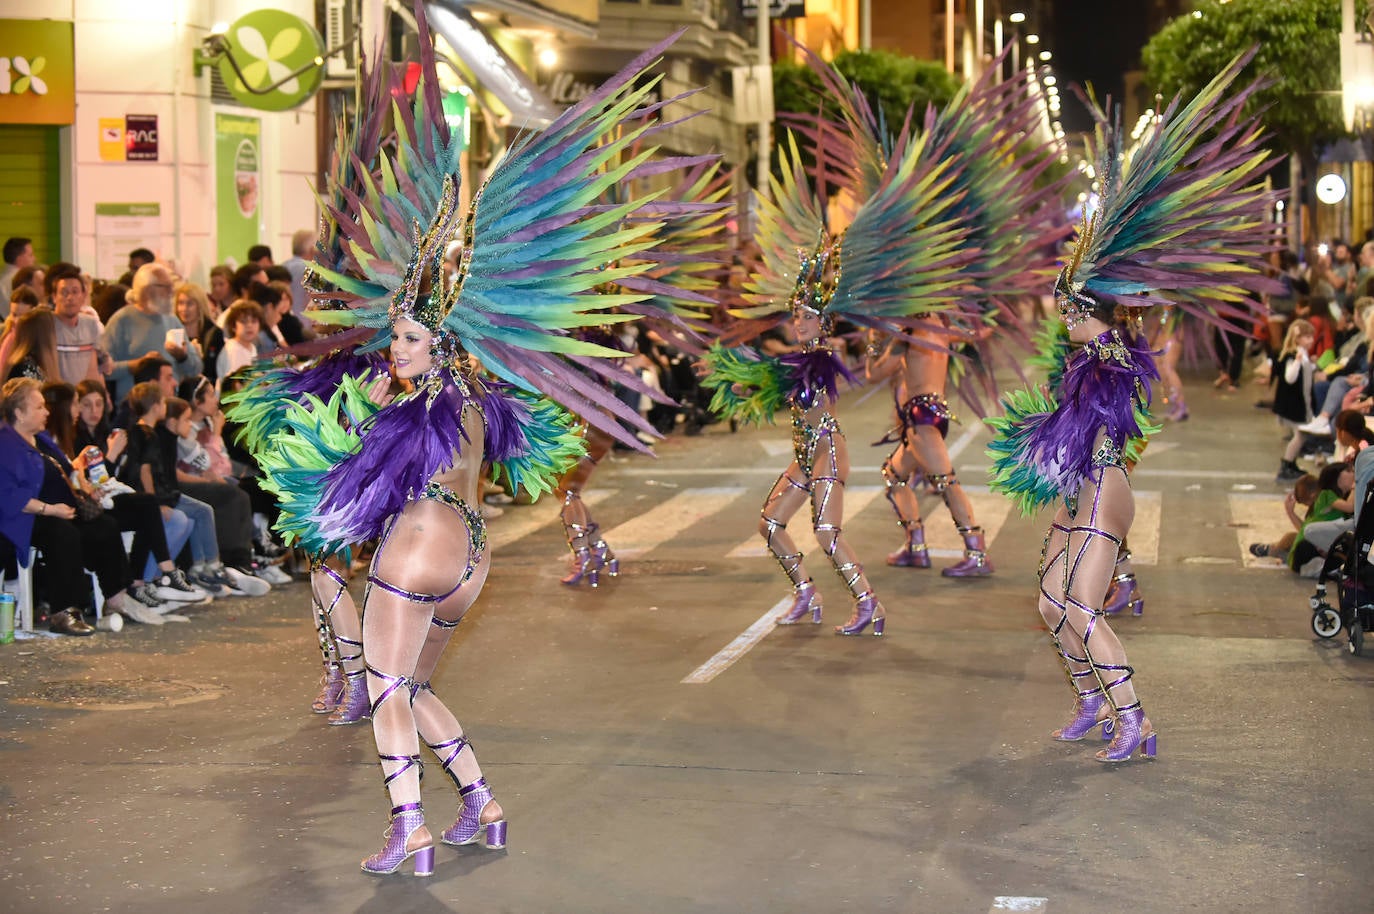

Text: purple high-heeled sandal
xmin=834 ymin=593 xmax=885 ymax=636
xmin=312 ymin=664 xmax=345 ymax=714
xmin=1052 ymin=687 xmax=1110 ymax=741
xmin=777 ymin=580 xmax=822 ymax=625
xmin=1096 ymin=704 xmax=1157 ymax=762
xmin=361 ymin=802 xmax=434 ymax=876
xmin=1102 ymin=573 xmax=1144 ymax=616
xmin=886 ymin=523 xmax=932 ymax=568
xmin=589 ymin=525 xmax=619 ymax=584
xmin=943 ymin=526 xmax=993 ymax=577
xmin=440 ymin=777 xmax=507 ymax=849
xmin=328 ymin=630 xmax=370 ymax=725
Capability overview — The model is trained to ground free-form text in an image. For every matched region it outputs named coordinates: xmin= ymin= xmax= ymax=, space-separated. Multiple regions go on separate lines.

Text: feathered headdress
xmin=1055 ymin=48 xmax=1280 ymax=327
xmin=303 ymin=12 xmax=718 ymax=448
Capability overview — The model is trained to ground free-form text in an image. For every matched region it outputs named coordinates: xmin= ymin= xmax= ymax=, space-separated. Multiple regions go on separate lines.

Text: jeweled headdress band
xmin=789 ymin=231 xmax=843 ymax=319
xmin=1055 ymin=209 xmax=1104 ymax=329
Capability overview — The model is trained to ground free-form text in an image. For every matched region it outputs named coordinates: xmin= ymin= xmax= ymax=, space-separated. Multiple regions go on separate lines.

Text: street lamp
xmin=1009 ymin=11 xmax=1025 ymax=23
xmin=1025 ymin=33 xmax=1040 ymax=45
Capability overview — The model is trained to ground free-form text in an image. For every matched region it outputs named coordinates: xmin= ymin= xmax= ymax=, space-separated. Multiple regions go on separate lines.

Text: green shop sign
xmin=216 ymin=9 xmax=325 ymax=112
xmin=0 ymin=19 xmax=75 ymax=125
xmin=215 ymin=113 xmax=261 ymax=264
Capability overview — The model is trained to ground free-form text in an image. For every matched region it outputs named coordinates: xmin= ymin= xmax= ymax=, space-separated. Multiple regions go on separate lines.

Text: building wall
xmin=3 ymin=0 xmax=319 ymax=283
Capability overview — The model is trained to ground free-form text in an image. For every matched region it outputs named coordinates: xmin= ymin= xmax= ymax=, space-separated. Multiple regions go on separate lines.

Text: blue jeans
xmin=1320 ymin=375 xmax=1364 ymax=417
xmin=143 ymin=507 xmax=192 ymax=580
xmin=175 ymin=494 xmax=219 ymax=564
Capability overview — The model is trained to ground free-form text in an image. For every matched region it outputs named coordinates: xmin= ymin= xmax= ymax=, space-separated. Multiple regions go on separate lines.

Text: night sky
xmin=1050 ymin=0 xmax=1152 ymax=132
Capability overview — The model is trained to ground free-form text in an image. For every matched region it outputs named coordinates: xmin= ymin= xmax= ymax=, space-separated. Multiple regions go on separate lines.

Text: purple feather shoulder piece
xmin=1020 ymin=328 xmax=1158 ymax=495
xmin=781 ymin=348 xmax=858 ymax=408
xmin=313 ymin=372 xmax=472 ymax=543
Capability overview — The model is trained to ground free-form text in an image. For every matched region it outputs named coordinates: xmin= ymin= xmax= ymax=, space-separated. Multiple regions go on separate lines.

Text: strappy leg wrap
xmin=882 ymin=459 xmax=930 ymax=568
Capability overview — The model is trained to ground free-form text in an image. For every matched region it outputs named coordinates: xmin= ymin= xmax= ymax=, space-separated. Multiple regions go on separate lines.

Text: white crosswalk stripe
xmin=489 ymin=489 xmax=615 ymax=551
xmin=600 ymin=487 xmax=749 ymax=558
xmin=1229 ymin=493 xmax=1294 ymax=570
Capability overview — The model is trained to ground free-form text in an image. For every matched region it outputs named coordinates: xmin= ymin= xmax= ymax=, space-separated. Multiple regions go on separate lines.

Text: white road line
xmin=989 ymin=898 xmax=1048 ymax=912
xmin=681 ymin=596 xmax=793 ymax=684
xmin=490 ymin=489 xmax=615 ymax=551
xmin=601 ymin=487 xmax=748 ymax=559
xmin=1229 ymin=492 xmax=1298 ymax=570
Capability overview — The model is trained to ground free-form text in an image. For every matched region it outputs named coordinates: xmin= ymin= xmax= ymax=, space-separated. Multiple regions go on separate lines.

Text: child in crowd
xmin=1274 ymin=319 xmax=1322 ymax=481
xmin=118 ymin=382 xmax=268 ymax=597
xmin=168 ymin=390 xmax=290 ymax=585
xmin=1250 ymin=463 xmax=1354 ymax=574
xmin=216 ymin=300 xmax=264 ymax=381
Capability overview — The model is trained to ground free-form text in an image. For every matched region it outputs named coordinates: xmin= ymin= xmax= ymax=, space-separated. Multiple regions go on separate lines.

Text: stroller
xmin=1309 ymin=483 xmax=1374 ymax=655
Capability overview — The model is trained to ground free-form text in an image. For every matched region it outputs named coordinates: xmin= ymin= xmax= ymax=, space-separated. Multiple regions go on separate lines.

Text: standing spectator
xmin=92 ymin=282 xmax=130 ymax=325
xmin=281 ymin=228 xmax=314 ymax=318
xmin=247 ymin=244 xmax=273 ymax=267
xmin=47 ymin=262 xmax=103 ymax=384
xmin=0 ymin=287 xmax=41 ymax=374
xmin=1332 ymin=240 xmax=1356 ymax=306
xmin=217 ymin=300 xmax=263 ymax=380
xmin=229 ymin=263 xmax=268 ymax=304
xmin=1274 ymin=319 xmax=1321 ymax=481
xmin=3 ymin=309 xmax=60 ymax=382
xmin=175 ymin=281 xmax=224 ymax=383
xmin=267 ymin=280 xmax=309 ymax=345
xmin=116 ymin=248 xmax=156 ymax=287
xmin=101 ymin=263 xmax=203 ymax=399
xmin=207 ymin=265 xmax=235 ymax=321
xmin=0 ymin=236 xmax=34 ymax=306
xmin=11 ymin=265 xmax=45 ymax=303
xmin=1356 ymin=241 xmax=1374 ymax=300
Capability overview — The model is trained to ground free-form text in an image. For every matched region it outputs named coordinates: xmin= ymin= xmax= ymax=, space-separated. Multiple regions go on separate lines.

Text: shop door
xmin=0 ymin=124 xmax=61 ymax=264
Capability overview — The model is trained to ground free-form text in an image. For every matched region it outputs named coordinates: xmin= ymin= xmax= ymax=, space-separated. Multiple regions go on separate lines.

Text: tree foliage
xmin=1140 ymin=0 xmax=1346 ymax=157
xmin=772 ymin=49 xmax=961 ymax=129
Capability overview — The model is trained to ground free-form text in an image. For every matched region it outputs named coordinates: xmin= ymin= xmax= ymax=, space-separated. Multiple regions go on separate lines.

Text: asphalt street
xmin=1 ymin=370 xmax=1369 ymax=914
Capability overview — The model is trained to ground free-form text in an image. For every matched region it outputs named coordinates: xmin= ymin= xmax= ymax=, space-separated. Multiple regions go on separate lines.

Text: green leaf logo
xmin=11 ymin=56 xmax=48 ymax=96
xmin=218 ymin=10 xmax=324 ymax=111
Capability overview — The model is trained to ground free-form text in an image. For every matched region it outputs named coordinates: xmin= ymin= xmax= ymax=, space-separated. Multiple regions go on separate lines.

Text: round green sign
xmin=217 ymin=9 xmax=325 ymax=112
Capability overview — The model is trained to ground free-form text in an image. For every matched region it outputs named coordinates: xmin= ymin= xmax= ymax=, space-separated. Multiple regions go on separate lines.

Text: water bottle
xmin=83 ymin=445 xmax=109 ymax=486
xmin=0 ymin=592 xmax=16 ymax=644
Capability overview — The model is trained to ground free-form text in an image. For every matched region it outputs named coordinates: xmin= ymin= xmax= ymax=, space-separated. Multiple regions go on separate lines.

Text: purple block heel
xmin=886 ymin=526 xmax=931 ymax=568
xmin=1102 ymin=575 xmax=1144 ymax=616
xmin=942 ymin=528 xmax=993 ymax=578
xmin=361 ymin=803 xmax=434 ymax=876
xmin=441 ymin=777 xmax=507 ymax=849
xmin=834 ymin=594 xmax=885 ymax=636
xmin=777 ymin=580 xmax=822 ymax=625
xmin=328 ymin=669 xmax=371 ymax=725
xmin=1096 ymin=705 xmax=1157 ymax=763
xmin=1051 ymin=689 xmax=1109 ymax=741
xmin=312 ymin=665 xmax=345 ymax=714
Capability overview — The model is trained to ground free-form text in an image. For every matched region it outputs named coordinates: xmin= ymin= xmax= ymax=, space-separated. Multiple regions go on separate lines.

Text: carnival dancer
xmin=703 ymin=99 xmax=975 ymax=634
xmin=247 ymin=15 xmax=715 ymax=875
xmin=790 ymin=43 xmax=1068 ymax=579
xmin=986 ymin=53 xmax=1278 ymax=762
xmin=556 ymin=162 xmax=731 ymax=587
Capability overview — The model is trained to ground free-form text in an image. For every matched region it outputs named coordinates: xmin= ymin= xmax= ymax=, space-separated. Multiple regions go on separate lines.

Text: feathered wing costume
xmin=784 ymin=47 xmax=1069 ymax=577
xmin=554 ymin=158 xmax=733 ymax=589
xmin=986 ymin=50 xmax=1279 ymax=764
xmin=701 ymin=99 xmax=972 ymax=635
xmin=233 ymin=11 xmax=718 ymax=875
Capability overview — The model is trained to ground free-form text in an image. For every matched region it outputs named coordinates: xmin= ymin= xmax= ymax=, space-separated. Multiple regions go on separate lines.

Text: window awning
xmin=424 ymin=0 xmax=563 ymax=128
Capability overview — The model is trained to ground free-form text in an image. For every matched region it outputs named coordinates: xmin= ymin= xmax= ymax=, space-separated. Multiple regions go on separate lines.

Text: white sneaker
xmin=122 ymin=602 xmax=165 ymax=625
xmin=224 ymin=566 xmax=271 ymax=596
xmin=258 ymin=564 xmax=293 ymax=586
xmin=1298 ymin=416 xmax=1332 ymax=435
xmin=152 ymin=570 xmax=211 ymax=603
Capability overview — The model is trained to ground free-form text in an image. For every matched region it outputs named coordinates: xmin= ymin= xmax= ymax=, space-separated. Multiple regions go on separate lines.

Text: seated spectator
xmin=1300 ymin=303 xmax=1374 ymax=436
xmin=217 ymin=300 xmax=263 ymax=381
xmin=1295 ymin=413 xmax=1374 ymax=558
xmin=0 ymin=377 xmax=181 ymax=632
xmin=101 ymin=263 xmax=203 ymax=401
xmin=4 ymin=308 xmax=60 ymax=382
xmin=165 ymin=394 xmax=285 ymax=583
xmin=42 ymin=380 xmax=208 ymax=620
xmin=0 ymin=286 xmax=42 ymax=376
xmin=119 ymin=382 xmax=268 ymax=597
xmin=1274 ymin=319 xmax=1322 ymax=481
xmin=1249 ymin=463 xmax=1353 ymax=574
xmin=176 ymin=281 xmax=224 ymax=384
xmin=207 ymin=265 xmax=235 ymax=321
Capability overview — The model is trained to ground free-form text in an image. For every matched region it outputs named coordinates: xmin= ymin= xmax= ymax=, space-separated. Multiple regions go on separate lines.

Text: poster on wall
xmin=94 ymin=203 xmax=160 ymax=281
xmin=214 ymin=112 xmax=261 ymax=265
